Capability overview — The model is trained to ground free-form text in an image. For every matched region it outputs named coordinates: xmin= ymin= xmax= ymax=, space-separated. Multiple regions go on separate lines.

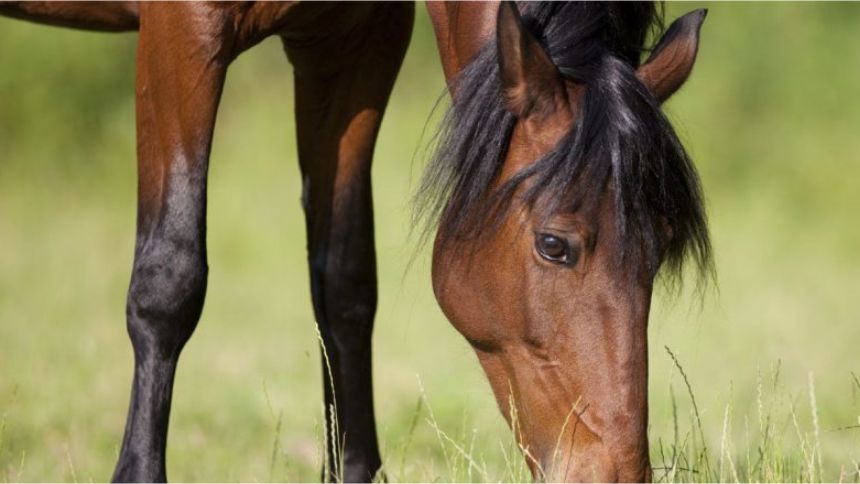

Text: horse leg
xmin=112 ymin=4 xmax=234 ymax=482
xmin=283 ymin=4 xmax=413 ymax=481
xmin=0 ymin=1 xmax=138 ymax=31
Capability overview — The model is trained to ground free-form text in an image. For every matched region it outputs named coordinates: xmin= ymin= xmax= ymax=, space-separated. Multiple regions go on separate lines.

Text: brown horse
xmin=0 ymin=1 xmax=709 ymax=482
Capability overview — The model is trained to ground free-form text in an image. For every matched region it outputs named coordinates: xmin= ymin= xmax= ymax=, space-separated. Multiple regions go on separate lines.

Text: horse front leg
xmin=112 ymin=4 xmax=234 ymax=482
xmin=284 ymin=4 xmax=413 ymax=481
xmin=0 ymin=1 xmax=138 ymax=31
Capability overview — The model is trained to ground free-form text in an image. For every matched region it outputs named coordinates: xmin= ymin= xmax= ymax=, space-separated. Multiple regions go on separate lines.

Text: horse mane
xmin=415 ymin=1 xmax=711 ymax=282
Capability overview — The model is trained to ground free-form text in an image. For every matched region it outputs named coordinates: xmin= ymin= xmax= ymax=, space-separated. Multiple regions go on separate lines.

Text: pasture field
xmin=2 ymin=3 xmax=860 ymax=482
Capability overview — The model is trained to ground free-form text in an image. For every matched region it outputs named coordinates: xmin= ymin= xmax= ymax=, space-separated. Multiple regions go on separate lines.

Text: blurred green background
xmin=1 ymin=3 xmax=860 ymax=482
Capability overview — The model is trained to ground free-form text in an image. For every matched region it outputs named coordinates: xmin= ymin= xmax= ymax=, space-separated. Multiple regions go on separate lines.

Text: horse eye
xmin=535 ymin=233 xmax=571 ymax=264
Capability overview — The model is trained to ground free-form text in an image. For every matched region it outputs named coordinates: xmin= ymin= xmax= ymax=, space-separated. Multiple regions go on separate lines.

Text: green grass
xmin=2 ymin=2 xmax=860 ymax=482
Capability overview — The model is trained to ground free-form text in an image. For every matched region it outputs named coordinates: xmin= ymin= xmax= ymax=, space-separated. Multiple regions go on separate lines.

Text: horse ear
xmin=637 ymin=9 xmax=707 ymax=103
xmin=496 ymin=1 xmax=566 ymax=119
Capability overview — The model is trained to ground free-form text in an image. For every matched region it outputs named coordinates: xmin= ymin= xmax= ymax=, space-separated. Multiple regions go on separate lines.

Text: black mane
xmin=415 ymin=1 xmax=711 ymax=281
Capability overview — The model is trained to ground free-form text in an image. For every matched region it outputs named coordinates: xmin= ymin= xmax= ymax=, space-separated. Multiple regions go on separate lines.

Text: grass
xmin=251 ymin=342 xmax=860 ymax=482
xmin=2 ymin=2 xmax=860 ymax=482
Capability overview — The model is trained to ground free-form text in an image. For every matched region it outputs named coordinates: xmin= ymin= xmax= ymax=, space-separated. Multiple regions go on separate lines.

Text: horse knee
xmin=329 ymin=283 xmax=376 ymax=329
xmin=315 ymin=262 xmax=377 ymax=350
xmin=126 ymin=242 xmax=208 ymax=353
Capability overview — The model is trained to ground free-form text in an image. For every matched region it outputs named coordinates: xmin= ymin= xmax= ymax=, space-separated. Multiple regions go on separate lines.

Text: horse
xmin=0 ymin=1 xmax=710 ymax=482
